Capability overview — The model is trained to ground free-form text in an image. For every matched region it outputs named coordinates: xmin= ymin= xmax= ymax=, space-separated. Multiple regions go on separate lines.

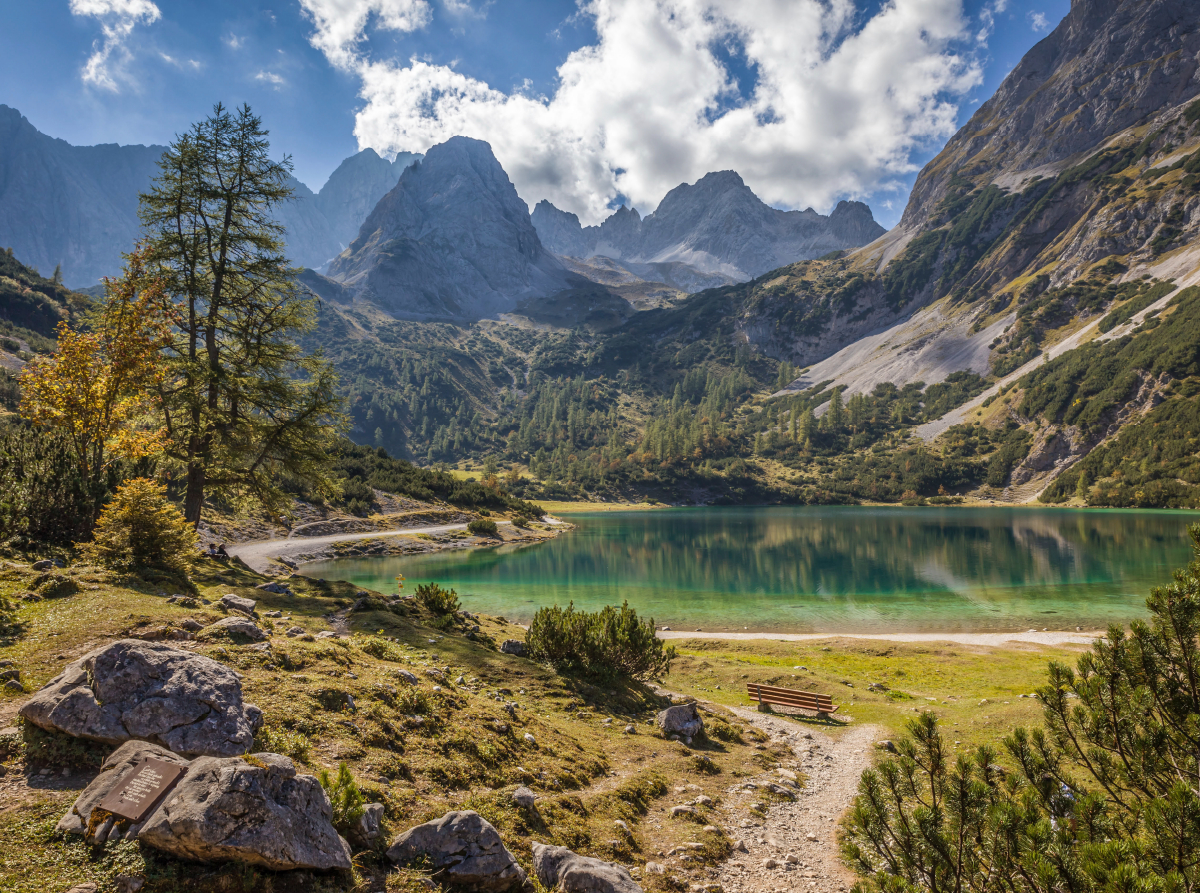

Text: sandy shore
xmin=657 ymin=629 xmax=1103 ymax=647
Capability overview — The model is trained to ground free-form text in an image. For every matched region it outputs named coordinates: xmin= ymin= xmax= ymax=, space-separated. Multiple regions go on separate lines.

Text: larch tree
xmin=139 ymin=103 xmax=343 ymax=527
xmin=19 ymin=247 xmax=170 ymax=515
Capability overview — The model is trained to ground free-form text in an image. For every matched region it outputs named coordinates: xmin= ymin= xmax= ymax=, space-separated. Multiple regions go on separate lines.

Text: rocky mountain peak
xmin=327 ymin=136 xmax=576 ymax=320
xmin=902 ymin=0 xmax=1200 ymax=229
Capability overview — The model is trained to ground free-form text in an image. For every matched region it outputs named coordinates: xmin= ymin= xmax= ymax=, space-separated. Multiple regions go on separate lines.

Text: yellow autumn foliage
xmin=82 ymin=478 xmax=197 ymax=572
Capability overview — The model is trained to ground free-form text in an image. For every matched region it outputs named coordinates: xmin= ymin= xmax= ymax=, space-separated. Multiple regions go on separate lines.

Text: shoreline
xmin=227 ymin=517 xmax=569 ymax=574
xmin=656 ymin=629 xmax=1103 ymax=647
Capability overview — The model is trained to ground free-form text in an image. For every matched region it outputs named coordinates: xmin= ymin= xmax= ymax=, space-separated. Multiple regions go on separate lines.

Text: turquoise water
xmin=304 ymin=507 xmax=1200 ymax=633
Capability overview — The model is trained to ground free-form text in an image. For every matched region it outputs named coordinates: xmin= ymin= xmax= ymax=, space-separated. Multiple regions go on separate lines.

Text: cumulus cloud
xmin=70 ymin=0 xmax=161 ymax=92
xmin=1029 ymin=11 xmax=1050 ymax=32
xmin=255 ymin=70 xmax=287 ymax=88
xmin=308 ymin=0 xmax=984 ymax=224
xmin=298 ymin=0 xmax=432 ymax=70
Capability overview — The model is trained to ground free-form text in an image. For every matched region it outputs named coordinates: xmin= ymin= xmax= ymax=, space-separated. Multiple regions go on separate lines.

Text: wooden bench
xmin=747 ymin=683 xmax=838 ymax=716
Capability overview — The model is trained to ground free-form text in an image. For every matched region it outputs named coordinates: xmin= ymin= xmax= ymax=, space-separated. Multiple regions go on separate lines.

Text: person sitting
xmin=207 ymin=543 xmax=219 ymax=557
xmin=216 ymin=543 xmax=230 ymax=559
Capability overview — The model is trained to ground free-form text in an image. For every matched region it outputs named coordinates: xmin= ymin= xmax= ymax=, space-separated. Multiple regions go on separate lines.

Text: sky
xmin=0 ymin=0 xmax=1070 ymax=229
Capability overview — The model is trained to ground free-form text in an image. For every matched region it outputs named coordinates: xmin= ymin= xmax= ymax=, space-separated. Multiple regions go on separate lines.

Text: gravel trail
xmin=717 ymin=711 xmax=882 ymax=893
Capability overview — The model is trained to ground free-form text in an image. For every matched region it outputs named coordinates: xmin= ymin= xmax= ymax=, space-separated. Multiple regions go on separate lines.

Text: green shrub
xmin=81 ymin=478 xmax=197 ymax=573
xmin=414 ymin=582 xmax=460 ymax=615
xmin=468 ymin=518 xmax=499 ymax=537
xmin=0 ymin=423 xmax=106 ymax=547
xmin=318 ymin=762 xmax=365 ymax=835
xmin=526 ymin=600 xmax=674 ymax=681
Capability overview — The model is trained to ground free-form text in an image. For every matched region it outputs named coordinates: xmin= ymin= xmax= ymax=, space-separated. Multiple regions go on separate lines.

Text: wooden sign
xmin=98 ymin=758 xmax=187 ymax=823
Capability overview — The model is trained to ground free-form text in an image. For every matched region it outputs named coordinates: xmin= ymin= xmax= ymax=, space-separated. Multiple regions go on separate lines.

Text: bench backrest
xmin=747 ymin=682 xmax=836 ymax=713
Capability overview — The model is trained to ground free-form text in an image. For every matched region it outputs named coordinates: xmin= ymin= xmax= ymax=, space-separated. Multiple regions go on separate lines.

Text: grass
xmin=662 ymin=637 xmax=1085 ymax=753
xmin=0 ymin=555 xmax=798 ymax=893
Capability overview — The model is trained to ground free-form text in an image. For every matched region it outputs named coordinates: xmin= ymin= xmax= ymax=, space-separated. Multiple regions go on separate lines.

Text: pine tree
xmin=844 ymin=523 xmax=1200 ymax=892
xmin=139 ymin=103 xmax=344 ymax=526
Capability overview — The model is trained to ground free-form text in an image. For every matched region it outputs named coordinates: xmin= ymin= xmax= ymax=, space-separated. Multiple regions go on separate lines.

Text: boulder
xmin=19 ymin=640 xmax=262 ymax=757
xmin=351 ymin=802 xmax=385 ymax=848
xmin=218 ymin=594 xmax=257 ymax=615
xmin=511 ymin=786 xmax=537 ymax=808
xmin=57 ymin=740 xmax=191 ymax=836
xmin=256 ymin=582 xmax=293 ymax=595
xmin=397 ymin=670 xmax=419 ymax=685
xmin=532 ymin=842 xmax=643 ymax=893
xmin=138 ymin=753 xmax=352 ymax=871
xmin=387 ymin=810 xmax=527 ymax=891
xmin=500 ymin=639 xmax=527 ymax=657
xmin=656 ymin=703 xmax=703 ymax=738
xmin=286 ymin=626 xmax=306 ymax=637
xmin=199 ymin=616 xmax=267 ymax=642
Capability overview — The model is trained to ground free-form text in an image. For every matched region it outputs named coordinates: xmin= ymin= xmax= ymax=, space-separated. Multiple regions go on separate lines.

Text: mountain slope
xmin=532 ymin=171 xmax=885 ymax=281
xmin=326 ymin=137 xmax=582 ymax=320
xmin=0 ymin=107 xmax=417 ymax=283
xmin=314 ymin=148 xmax=420 ymax=250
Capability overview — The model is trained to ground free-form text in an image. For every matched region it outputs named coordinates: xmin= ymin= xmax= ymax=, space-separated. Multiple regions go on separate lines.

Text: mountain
xmin=0 ymin=106 xmax=417 ymax=285
xmin=532 ymin=170 xmax=885 ymax=280
xmin=0 ymin=105 xmax=162 ymax=289
xmin=326 ymin=136 xmax=582 ymax=320
xmin=314 ymin=148 xmax=420 ymax=250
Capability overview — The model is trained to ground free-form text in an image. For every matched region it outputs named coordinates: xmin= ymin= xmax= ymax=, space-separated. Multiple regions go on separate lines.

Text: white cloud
xmin=298 ymin=0 xmax=432 ymax=70
xmin=976 ymin=0 xmax=1007 ymax=43
xmin=70 ymin=0 xmax=161 ymax=91
xmin=255 ymin=70 xmax=287 ymax=88
xmin=159 ymin=52 xmax=202 ymax=70
xmin=307 ymin=0 xmax=983 ymax=225
xmin=1029 ymin=11 xmax=1050 ymax=32
xmin=225 ymin=33 xmax=244 ymax=49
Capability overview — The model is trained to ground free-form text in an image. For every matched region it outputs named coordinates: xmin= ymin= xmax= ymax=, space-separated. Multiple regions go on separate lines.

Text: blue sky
xmin=0 ymin=0 xmax=1069 ymax=228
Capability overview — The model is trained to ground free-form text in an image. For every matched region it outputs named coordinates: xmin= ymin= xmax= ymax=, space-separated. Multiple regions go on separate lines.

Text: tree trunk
xmin=183 ymin=463 xmax=206 ymax=528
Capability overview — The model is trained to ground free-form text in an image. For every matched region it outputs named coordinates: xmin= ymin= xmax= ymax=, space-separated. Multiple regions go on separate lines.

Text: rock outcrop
xmin=656 ymin=703 xmax=704 ymax=739
xmin=198 ymin=617 xmax=267 ymax=643
xmin=532 ymin=171 xmax=885 ymax=281
xmin=138 ymin=752 xmax=352 ymax=870
xmin=387 ymin=810 xmax=527 ymax=891
xmin=56 ymin=740 xmax=190 ymax=836
xmin=326 ymin=136 xmax=582 ymax=320
xmin=19 ymin=640 xmax=262 ymax=757
xmin=532 ymin=842 xmax=644 ymax=893
xmin=59 ymin=742 xmax=351 ymax=871
xmin=902 ymin=0 xmax=1200 ymax=231
xmin=314 ymin=148 xmax=420 ymax=249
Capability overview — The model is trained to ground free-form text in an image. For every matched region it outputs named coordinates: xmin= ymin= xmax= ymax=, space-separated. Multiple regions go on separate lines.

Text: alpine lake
xmin=305 ymin=506 xmax=1200 ymax=634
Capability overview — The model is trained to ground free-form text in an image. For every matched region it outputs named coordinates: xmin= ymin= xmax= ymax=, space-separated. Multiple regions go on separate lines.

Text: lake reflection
xmin=304 ymin=507 xmax=1200 ymax=633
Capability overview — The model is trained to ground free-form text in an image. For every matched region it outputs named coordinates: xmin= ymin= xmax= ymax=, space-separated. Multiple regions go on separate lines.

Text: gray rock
xmin=533 ymin=174 xmax=885 ymax=281
xmin=511 ymin=786 xmax=537 ymax=808
xmin=397 ymin=670 xmax=419 ymax=685
xmin=32 ymin=559 xmax=57 ymax=571
xmin=285 ymin=626 xmax=306 ymax=637
xmin=532 ymin=842 xmax=643 ymax=893
xmin=138 ymin=752 xmax=352 ymax=871
xmin=387 ymin=810 xmax=527 ymax=891
xmin=326 ymin=137 xmax=580 ymax=321
xmin=351 ymin=802 xmax=385 ymax=848
xmin=179 ymin=619 xmax=203 ymax=632
xmin=255 ymin=582 xmax=292 ymax=595
xmin=656 ymin=703 xmax=703 ymax=738
xmin=19 ymin=640 xmax=262 ymax=757
xmin=64 ymin=884 xmax=99 ymax=893
xmin=218 ymin=594 xmax=257 ymax=615
xmin=263 ymin=610 xmax=282 ymax=618
xmin=199 ymin=616 xmax=267 ymax=642
xmin=3 ymin=679 xmax=23 ymax=693
xmin=57 ymin=740 xmax=190 ymax=835
xmin=500 ymin=639 xmax=527 ymax=657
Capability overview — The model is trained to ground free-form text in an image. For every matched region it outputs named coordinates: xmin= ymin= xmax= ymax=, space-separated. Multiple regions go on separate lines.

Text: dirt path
xmin=717 ymin=712 xmax=882 ymax=893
